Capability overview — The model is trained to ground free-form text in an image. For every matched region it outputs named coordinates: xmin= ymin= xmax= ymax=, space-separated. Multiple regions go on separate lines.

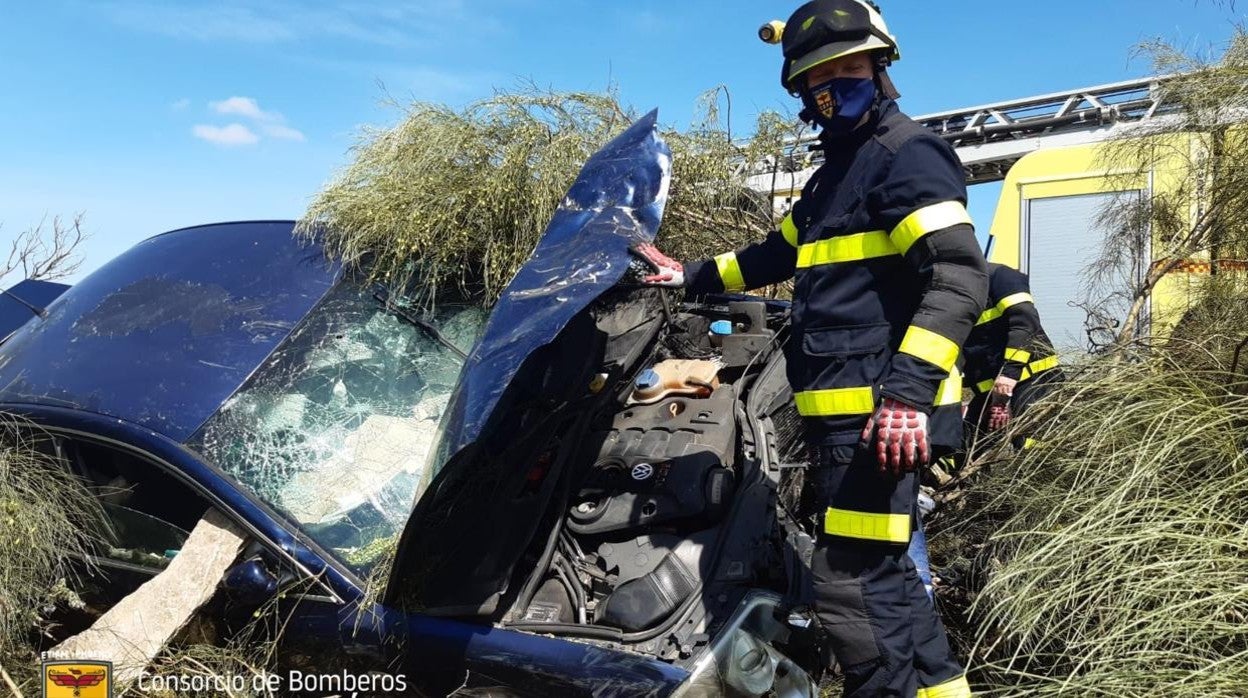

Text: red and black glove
xmin=987 ymin=376 xmax=1016 ymax=431
xmin=988 ymin=403 xmax=1011 ymax=431
xmin=861 ymin=397 xmax=930 ymax=475
xmin=626 ymin=243 xmax=685 ymax=287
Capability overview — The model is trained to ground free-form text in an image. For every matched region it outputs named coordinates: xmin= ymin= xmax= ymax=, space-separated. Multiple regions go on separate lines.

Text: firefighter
xmin=962 ymin=263 xmax=1062 ymax=442
xmin=629 ymin=2 xmax=986 ymax=694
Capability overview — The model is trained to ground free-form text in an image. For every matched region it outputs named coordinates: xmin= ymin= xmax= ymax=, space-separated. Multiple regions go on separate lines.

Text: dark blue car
xmin=0 ymin=114 xmax=830 ymax=696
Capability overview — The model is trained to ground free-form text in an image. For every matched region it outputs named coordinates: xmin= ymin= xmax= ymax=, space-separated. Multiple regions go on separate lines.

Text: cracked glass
xmin=188 ymin=281 xmax=484 ymax=575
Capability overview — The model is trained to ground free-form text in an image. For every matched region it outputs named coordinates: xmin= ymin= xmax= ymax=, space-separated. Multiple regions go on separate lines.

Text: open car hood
xmin=388 ymin=111 xmax=672 ymax=613
xmin=437 ymin=110 xmax=670 ymax=457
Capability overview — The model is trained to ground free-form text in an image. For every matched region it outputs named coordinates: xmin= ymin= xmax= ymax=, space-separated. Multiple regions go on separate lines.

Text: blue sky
xmin=0 ymin=1 xmax=1240 ymax=282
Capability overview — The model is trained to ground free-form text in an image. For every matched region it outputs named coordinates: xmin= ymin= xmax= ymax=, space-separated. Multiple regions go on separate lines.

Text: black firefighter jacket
xmin=962 ymin=263 xmax=1059 ymax=394
xmin=685 ymin=99 xmax=989 ymax=449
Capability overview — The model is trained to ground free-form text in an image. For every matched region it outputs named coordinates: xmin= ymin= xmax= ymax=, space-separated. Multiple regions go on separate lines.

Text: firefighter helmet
xmin=779 ymin=0 xmax=900 ymax=94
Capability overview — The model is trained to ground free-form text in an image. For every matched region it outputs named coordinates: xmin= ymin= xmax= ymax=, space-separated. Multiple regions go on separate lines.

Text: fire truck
xmin=749 ymin=76 xmax=1214 ymax=353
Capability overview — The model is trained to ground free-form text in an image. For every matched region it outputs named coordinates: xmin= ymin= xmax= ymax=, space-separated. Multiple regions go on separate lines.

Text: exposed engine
xmin=568 ymin=381 xmax=737 ymax=537
xmin=511 ymin=299 xmax=805 ymax=656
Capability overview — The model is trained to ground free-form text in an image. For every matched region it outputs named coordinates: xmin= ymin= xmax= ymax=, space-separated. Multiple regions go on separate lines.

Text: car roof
xmin=0 ymin=278 xmax=71 ymax=340
xmin=0 ymin=221 xmax=341 ymax=442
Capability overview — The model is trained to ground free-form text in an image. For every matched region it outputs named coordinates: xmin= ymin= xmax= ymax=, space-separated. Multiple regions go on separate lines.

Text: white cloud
xmin=210 ymin=96 xmax=277 ymax=122
xmin=192 ymin=123 xmax=260 ymax=146
xmin=171 ymin=98 xmax=190 ymax=110
xmin=261 ymin=124 xmax=306 ymax=142
xmin=200 ymin=96 xmax=306 ymax=145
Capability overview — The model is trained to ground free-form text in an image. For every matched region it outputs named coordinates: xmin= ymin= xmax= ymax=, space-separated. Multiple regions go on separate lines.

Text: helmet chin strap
xmin=875 ymin=65 xmax=901 ymax=100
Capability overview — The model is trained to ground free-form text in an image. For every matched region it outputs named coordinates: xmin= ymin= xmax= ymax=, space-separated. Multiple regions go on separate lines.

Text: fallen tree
xmin=0 ymin=420 xmax=106 ymax=694
xmin=297 ymin=86 xmax=801 ymax=308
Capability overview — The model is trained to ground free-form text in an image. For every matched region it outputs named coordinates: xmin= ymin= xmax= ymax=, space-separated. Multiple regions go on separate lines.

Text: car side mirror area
xmin=221 ymin=556 xmax=279 ymax=605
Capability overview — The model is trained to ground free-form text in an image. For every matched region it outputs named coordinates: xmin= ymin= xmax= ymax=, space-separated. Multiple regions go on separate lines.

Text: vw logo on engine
xmin=631 ymin=462 xmax=654 ymax=481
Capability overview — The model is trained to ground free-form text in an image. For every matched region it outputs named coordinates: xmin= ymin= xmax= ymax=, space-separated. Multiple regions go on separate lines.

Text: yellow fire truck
xmin=750 ymin=76 xmax=1225 ymax=353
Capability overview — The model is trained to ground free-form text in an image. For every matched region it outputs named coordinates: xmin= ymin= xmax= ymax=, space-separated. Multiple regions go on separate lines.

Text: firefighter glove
xmin=988 ymin=402 xmax=1012 ymax=431
xmin=988 ymin=376 xmax=1016 ymax=431
xmin=627 ymin=243 xmax=685 ymax=287
xmin=861 ymin=396 xmax=930 ymax=475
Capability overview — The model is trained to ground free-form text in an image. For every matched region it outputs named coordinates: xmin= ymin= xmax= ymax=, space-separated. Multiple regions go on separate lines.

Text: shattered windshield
xmin=187 ymin=281 xmax=485 ymax=575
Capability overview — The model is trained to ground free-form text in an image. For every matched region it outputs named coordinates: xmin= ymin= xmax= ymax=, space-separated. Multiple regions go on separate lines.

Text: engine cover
xmin=568 ymin=385 xmax=737 ymax=536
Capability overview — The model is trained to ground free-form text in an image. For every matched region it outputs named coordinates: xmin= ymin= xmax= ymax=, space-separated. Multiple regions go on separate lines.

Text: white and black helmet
xmin=776 ymin=0 xmax=901 ymax=96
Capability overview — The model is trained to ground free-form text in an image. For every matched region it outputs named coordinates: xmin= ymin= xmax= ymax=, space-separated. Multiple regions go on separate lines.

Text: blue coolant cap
xmin=635 ymin=368 xmax=660 ymax=390
xmin=710 ymin=320 xmax=733 ymax=336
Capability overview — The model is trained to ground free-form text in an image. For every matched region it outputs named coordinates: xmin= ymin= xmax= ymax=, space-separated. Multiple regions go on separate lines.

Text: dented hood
xmin=436 ymin=110 xmax=671 ymax=459
xmin=388 ymin=111 xmax=672 ymax=613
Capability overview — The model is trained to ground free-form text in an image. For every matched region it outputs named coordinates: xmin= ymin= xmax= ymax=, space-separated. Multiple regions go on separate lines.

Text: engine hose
xmin=562 ymin=530 xmax=587 ymax=561
xmin=513 ymin=515 xmax=569 ymax=620
xmin=510 ymin=417 xmax=588 ymax=618
xmin=554 ymin=551 xmax=588 ymax=624
xmin=619 ymin=582 xmax=705 ymax=643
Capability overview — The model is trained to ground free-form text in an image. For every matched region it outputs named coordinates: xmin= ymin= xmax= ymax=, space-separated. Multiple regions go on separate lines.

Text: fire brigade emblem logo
xmin=42 ymin=660 xmax=111 ymax=698
xmin=815 ymin=89 xmax=835 ymax=118
xmin=631 ymin=462 xmax=654 ymax=481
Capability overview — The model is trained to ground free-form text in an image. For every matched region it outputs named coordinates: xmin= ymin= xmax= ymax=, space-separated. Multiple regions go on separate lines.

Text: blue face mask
xmin=802 ymin=77 xmax=876 ymax=133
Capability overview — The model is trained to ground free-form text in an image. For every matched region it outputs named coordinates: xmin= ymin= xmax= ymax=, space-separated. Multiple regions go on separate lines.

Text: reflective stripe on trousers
xmin=808 ymin=446 xmax=965 ymax=697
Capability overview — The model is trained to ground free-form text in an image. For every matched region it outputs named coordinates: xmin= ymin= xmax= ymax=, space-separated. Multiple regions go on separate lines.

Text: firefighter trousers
xmin=808 ymin=445 xmax=968 ymax=698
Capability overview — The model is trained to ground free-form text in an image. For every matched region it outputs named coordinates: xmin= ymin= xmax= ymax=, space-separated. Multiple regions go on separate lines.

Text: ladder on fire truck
xmin=747 ymin=75 xmax=1178 ymax=195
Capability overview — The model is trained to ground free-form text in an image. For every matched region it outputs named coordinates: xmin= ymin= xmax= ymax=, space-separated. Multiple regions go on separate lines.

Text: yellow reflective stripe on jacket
xmin=899 ymin=325 xmax=959 ymax=373
xmin=1020 ymin=356 xmax=1060 ymax=381
xmin=795 ymin=230 xmax=898 ymax=268
xmin=1030 ymin=355 xmax=1059 ymax=372
xmin=825 ymin=508 xmax=910 ymax=543
xmin=794 ymin=387 xmax=876 ymax=416
xmin=1004 ymin=347 xmax=1031 ymax=363
xmin=890 ymin=200 xmax=973 ymax=255
xmin=917 ymin=674 xmax=972 ymax=698
xmin=780 ymin=214 xmax=799 ymax=248
xmin=975 ymin=354 xmax=1059 ymax=392
xmin=935 ymin=370 xmax=962 ymax=406
xmin=714 ymin=251 xmax=745 ymax=292
xmin=976 ymin=292 xmax=1035 ymax=326
xmin=1029 ymin=354 xmax=1059 ymax=373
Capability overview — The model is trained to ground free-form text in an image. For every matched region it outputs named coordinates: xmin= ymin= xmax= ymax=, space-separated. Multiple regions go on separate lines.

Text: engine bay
xmin=504 ymin=297 xmax=806 ymax=661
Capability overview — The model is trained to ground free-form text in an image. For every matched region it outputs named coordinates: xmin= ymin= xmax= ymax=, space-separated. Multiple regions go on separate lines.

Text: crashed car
xmin=0 ymin=112 xmax=935 ymax=696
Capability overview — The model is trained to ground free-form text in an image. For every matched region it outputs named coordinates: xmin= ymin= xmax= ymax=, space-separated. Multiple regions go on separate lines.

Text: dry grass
xmin=130 ymin=605 xmax=285 ymax=698
xmin=0 ymin=415 xmax=108 ymax=692
xmin=950 ymin=346 xmax=1248 ymax=696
